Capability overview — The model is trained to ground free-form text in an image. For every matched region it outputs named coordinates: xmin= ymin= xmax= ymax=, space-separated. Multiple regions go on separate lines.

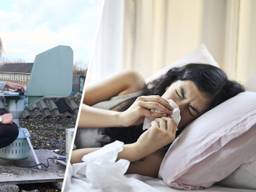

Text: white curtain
xmin=235 ymin=0 xmax=256 ymax=91
xmin=86 ymin=0 xmax=256 ymax=91
xmin=122 ymin=0 xmax=203 ymax=78
xmin=86 ymin=0 xmax=125 ymax=85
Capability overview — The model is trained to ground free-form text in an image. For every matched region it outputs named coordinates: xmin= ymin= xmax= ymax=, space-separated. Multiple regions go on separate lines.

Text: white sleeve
xmin=0 ymin=81 xmax=6 ymax=90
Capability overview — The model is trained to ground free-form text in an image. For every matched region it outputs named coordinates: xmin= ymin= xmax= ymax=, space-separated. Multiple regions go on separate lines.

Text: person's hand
xmin=5 ymin=81 xmax=25 ymax=92
xmin=119 ymin=95 xmax=172 ymax=127
xmin=1 ymin=113 xmax=13 ymax=124
xmin=134 ymin=117 xmax=177 ymax=158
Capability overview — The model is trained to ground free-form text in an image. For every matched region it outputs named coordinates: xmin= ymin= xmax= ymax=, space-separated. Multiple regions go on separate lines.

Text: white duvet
xmin=63 ymin=141 xmax=254 ymax=192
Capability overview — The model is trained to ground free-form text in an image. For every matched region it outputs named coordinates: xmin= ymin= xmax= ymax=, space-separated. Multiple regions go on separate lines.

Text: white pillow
xmin=159 ymin=92 xmax=256 ymax=190
xmin=219 ymin=155 xmax=256 ymax=189
xmin=146 ymin=44 xmax=219 ymax=82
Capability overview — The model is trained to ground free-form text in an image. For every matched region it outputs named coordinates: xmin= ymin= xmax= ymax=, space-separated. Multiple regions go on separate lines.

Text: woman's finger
xmin=141 ymin=106 xmax=171 ymax=118
xmin=138 ymin=100 xmax=171 ymax=114
xmin=155 ymin=118 xmax=167 ymax=131
xmin=163 ymin=118 xmax=168 ymax=130
xmin=154 ymin=118 xmax=161 ymax=128
xmin=139 ymin=107 xmax=151 ymax=117
xmin=138 ymin=95 xmax=172 ymax=111
xmin=166 ymin=117 xmax=176 ymax=136
xmin=150 ymin=111 xmax=169 ymax=118
xmin=139 ymin=108 xmax=161 ymax=119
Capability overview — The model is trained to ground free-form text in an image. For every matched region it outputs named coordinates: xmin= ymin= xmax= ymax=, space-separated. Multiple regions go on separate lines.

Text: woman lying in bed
xmin=72 ymin=63 xmax=244 ymax=177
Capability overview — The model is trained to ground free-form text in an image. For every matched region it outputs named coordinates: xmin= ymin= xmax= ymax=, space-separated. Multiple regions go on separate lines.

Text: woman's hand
xmin=5 ymin=82 xmax=25 ymax=92
xmin=134 ymin=117 xmax=177 ymax=159
xmin=1 ymin=113 xmax=13 ymax=124
xmin=119 ymin=96 xmax=172 ymax=127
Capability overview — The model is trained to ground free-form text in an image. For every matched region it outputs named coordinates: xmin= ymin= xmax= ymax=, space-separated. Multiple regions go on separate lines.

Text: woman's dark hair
xmin=101 ymin=63 xmax=245 ymax=146
xmin=146 ymin=63 xmax=244 ymax=109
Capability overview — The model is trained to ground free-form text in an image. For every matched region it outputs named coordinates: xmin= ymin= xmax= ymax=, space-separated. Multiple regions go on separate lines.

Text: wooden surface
xmin=0 ymin=150 xmax=65 ymax=184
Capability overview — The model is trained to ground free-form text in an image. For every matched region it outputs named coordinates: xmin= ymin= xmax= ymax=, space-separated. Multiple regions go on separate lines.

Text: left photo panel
xmin=0 ymin=1 xmax=100 ymax=191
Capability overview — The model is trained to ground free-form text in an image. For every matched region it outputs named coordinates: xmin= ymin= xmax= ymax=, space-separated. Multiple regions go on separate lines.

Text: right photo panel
xmin=63 ymin=0 xmax=256 ymax=192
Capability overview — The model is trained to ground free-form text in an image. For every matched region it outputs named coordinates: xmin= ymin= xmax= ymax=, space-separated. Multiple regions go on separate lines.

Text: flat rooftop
xmin=0 ymin=150 xmax=65 ymax=184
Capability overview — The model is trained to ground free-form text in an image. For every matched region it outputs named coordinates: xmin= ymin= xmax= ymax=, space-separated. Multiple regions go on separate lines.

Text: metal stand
xmin=22 ymin=129 xmax=42 ymax=169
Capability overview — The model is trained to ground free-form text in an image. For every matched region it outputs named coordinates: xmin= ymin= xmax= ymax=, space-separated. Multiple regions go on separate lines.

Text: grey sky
xmin=0 ymin=0 xmax=102 ymax=68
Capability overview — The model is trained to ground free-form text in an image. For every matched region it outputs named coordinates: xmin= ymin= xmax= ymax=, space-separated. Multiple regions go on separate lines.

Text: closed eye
xmin=176 ymin=90 xmax=180 ymax=97
xmin=175 ymin=87 xmax=185 ymax=99
xmin=176 ymin=87 xmax=199 ymax=117
xmin=188 ymin=105 xmax=199 ymax=117
xmin=180 ymin=87 xmax=185 ymax=98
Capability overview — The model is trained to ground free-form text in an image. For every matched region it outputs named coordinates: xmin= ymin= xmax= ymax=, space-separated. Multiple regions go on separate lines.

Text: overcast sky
xmin=0 ymin=0 xmax=102 ymax=68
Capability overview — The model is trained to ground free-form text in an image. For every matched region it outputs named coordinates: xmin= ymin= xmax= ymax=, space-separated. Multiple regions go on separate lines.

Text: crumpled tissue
xmin=143 ymin=99 xmax=181 ymax=130
xmin=64 ymin=141 xmax=160 ymax=192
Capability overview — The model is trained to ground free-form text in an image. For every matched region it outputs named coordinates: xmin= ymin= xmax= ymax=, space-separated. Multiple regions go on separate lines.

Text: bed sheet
xmin=128 ymin=174 xmax=255 ymax=192
xmin=66 ymin=174 xmax=255 ymax=192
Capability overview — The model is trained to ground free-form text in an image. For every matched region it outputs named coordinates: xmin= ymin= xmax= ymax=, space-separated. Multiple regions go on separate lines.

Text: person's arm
xmin=71 ymin=143 xmax=139 ymax=164
xmin=71 ymin=145 xmax=164 ymax=178
xmin=83 ymin=71 xmax=146 ymax=105
xmin=5 ymin=81 xmax=25 ymax=91
xmin=71 ymin=147 xmax=99 ymax=164
xmin=118 ymin=117 xmax=176 ymax=161
xmin=127 ymin=150 xmax=164 ymax=177
xmin=73 ymin=117 xmax=176 ymax=166
xmin=78 ymin=104 xmax=124 ymax=128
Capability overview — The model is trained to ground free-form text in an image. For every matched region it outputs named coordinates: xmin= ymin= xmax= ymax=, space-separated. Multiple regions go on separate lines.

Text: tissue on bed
xmin=143 ymin=99 xmax=181 ymax=130
xmin=65 ymin=141 xmax=130 ymax=191
xmin=65 ymin=141 xmax=166 ymax=192
xmin=84 ymin=142 xmax=130 ymax=189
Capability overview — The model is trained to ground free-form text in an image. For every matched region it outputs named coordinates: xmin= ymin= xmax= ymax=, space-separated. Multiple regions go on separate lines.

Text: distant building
xmin=0 ymin=62 xmax=33 ymax=85
xmin=0 ymin=62 xmax=86 ymax=94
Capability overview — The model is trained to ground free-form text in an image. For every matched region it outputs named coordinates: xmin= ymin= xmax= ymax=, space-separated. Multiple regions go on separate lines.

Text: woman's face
xmin=162 ymin=80 xmax=212 ymax=129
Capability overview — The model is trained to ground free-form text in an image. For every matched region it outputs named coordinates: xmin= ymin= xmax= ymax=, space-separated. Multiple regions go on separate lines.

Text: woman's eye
xmin=176 ymin=90 xmax=182 ymax=99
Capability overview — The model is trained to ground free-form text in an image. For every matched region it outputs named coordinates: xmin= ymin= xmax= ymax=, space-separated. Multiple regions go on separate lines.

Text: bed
xmin=66 ymin=172 xmax=255 ymax=192
xmin=72 ymin=92 xmax=256 ymax=192
xmin=67 ymin=139 xmax=255 ymax=192
xmin=127 ymin=175 xmax=255 ymax=192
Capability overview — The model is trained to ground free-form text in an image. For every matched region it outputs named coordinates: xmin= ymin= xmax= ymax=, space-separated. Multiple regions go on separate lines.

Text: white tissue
xmin=142 ymin=99 xmax=181 ymax=130
xmin=65 ymin=141 xmax=162 ymax=192
xmin=83 ymin=142 xmax=130 ymax=189
xmin=168 ymin=99 xmax=181 ymax=125
xmin=65 ymin=141 xmax=130 ymax=191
